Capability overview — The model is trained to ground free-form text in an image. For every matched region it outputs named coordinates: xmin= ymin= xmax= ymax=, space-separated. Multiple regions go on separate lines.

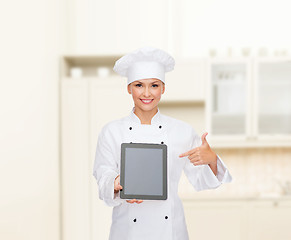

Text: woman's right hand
xmin=114 ymin=175 xmax=123 ymax=193
xmin=114 ymin=175 xmax=143 ymax=204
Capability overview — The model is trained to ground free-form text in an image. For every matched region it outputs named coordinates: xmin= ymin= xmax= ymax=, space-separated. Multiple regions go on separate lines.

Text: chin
xmin=139 ymin=104 xmax=158 ymax=112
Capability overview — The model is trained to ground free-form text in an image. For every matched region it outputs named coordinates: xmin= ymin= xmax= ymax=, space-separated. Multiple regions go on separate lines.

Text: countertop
xmin=181 ymin=195 xmax=291 ymax=201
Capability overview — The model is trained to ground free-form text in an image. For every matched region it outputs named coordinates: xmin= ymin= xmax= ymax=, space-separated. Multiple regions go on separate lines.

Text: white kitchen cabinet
xmin=248 ymin=200 xmax=291 ymax=240
xmin=61 ymin=79 xmax=91 ymax=240
xmin=114 ymin=0 xmax=170 ymax=53
xmin=61 ymin=55 xmax=133 ymax=240
xmin=61 ymin=76 xmax=132 ymax=240
xmin=206 ymin=59 xmax=252 ymax=138
xmin=206 ymin=57 xmax=291 ymax=147
xmin=162 ymin=59 xmax=207 ymax=102
xmin=183 ymin=198 xmax=291 ymax=240
xmin=68 ymin=0 xmax=170 ymax=54
xmin=89 ymin=77 xmax=132 ymax=240
xmin=183 ymin=200 xmax=247 ymax=240
xmin=254 ymin=58 xmax=291 ymax=138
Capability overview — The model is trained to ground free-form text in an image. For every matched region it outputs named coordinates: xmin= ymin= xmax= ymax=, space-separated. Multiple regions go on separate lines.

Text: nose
xmin=143 ymin=86 xmax=151 ymax=97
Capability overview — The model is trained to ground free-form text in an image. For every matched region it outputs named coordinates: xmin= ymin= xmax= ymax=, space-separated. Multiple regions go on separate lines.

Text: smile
xmin=140 ymin=99 xmax=154 ymax=104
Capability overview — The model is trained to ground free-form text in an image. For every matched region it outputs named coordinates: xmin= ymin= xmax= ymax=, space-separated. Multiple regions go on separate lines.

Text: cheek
xmin=153 ymin=89 xmax=163 ymax=97
xmin=131 ymin=89 xmax=142 ymax=98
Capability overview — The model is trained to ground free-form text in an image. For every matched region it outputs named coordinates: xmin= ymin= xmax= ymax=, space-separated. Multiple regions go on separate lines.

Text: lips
xmin=140 ymin=99 xmax=154 ymax=104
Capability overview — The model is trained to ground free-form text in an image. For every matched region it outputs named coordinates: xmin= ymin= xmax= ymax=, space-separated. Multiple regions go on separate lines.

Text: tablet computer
xmin=120 ymin=143 xmax=167 ymax=200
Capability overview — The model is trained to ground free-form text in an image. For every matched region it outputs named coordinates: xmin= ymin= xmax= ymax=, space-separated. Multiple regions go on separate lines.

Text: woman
xmin=93 ymin=47 xmax=232 ymax=240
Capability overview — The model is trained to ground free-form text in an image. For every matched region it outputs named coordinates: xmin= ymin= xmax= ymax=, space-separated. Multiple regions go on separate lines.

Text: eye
xmin=152 ymin=84 xmax=159 ymax=87
xmin=135 ymin=84 xmax=142 ymax=87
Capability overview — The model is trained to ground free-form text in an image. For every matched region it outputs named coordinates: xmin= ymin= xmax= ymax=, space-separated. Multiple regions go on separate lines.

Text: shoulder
xmin=98 ymin=115 xmax=128 ymax=139
xmin=160 ymin=113 xmax=193 ymax=130
xmin=160 ymin=113 xmax=197 ymax=136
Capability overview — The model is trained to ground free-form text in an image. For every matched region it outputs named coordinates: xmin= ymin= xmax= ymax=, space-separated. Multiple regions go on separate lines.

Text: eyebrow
xmin=136 ymin=81 xmax=159 ymax=83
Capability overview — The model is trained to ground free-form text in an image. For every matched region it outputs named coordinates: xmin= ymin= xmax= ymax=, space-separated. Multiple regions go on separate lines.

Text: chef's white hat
xmin=113 ymin=46 xmax=175 ymax=85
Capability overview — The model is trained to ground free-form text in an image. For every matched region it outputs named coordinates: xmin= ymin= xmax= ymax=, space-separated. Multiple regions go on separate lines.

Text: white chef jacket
xmin=93 ymin=107 xmax=232 ymax=240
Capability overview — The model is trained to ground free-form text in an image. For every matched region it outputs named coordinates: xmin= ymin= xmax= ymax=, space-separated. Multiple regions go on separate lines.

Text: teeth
xmin=141 ymin=99 xmax=153 ymax=103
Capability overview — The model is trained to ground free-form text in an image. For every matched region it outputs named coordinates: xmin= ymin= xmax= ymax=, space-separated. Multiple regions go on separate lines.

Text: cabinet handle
xmin=273 ymin=201 xmax=278 ymax=207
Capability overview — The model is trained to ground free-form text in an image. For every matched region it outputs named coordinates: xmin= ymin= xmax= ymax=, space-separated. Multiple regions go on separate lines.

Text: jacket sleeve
xmin=183 ymin=129 xmax=232 ymax=191
xmin=92 ymin=128 xmax=124 ymax=207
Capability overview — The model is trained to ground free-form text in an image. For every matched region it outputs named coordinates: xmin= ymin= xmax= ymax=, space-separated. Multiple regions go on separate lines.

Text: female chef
xmin=93 ymin=46 xmax=232 ymax=240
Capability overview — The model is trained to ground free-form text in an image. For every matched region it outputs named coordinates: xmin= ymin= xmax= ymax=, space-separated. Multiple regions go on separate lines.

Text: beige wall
xmin=0 ymin=0 xmax=62 ymax=239
xmin=2 ymin=0 xmax=291 ymax=239
xmin=179 ymin=148 xmax=291 ymax=199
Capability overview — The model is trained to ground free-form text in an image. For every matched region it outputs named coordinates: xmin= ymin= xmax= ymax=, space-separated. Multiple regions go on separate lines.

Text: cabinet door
xmin=61 ymin=79 xmax=91 ymax=240
xmin=248 ymin=200 xmax=291 ymax=240
xmin=71 ymin=0 xmax=169 ymax=54
xmin=162 ymin=59 xmax=206 ymax=102
xmin=254 ymin=58 xmax=291 ymax=138
xmin=183 ymin=200 xmax=247 ymax=240
xmin=115 ymin=0 xmax=169 ymax=53
xmin=89 ymin=77 xmax=132 ymax=240
xmin=206 ymin=59 xmax=252 ymax=138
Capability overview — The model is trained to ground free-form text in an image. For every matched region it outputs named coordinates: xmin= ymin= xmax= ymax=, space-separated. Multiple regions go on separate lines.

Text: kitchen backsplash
xmin=178 ymin=148 xmax=291 ymax=199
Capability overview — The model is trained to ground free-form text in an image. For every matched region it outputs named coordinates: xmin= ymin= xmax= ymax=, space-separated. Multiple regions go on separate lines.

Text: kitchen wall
xmin=179 ymin=148 xmax=291 ymax=199
xmin=2 ymin=0 xmax=291 ymax=240
xmin=0 ymin=0 xmax=63 ymax=240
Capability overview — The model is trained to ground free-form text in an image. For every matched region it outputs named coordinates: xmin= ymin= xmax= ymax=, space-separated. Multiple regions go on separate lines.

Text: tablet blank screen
xmin=124 ymin=148 xmax=163 ymax=196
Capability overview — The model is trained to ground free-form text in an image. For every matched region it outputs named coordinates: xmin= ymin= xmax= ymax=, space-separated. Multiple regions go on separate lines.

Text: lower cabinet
xmin=61 ymin=79 xmax=91 ymax=240
xmin=61 ymin=77 xmax=132 ymax=240
xmin=248 ymin=200 xmax=291 ymax=240
xmin=183 ymin=199 xmax=291 ymax=240
xmin=183 ymin=200 xmax=247 ymax=240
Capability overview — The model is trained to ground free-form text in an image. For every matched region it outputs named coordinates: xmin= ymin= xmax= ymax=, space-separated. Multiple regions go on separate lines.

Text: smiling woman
xmin=92 ymin=47 xmax=232 ymax=240
xmin=127 ymin=79 xmax=165 ymax=124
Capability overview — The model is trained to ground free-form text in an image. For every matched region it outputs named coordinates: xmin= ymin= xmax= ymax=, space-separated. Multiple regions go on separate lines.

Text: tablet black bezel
xmin=120 ymin=142 xmax=167 ymax=200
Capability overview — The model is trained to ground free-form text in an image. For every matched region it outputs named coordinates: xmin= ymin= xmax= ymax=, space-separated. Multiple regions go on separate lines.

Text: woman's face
xmin=127 ymin=78 xmax=165 ymax=112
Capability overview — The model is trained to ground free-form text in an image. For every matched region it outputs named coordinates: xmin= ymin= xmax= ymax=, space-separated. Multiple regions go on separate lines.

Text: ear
xmin=127 ymin=84 xmax=131 ymax=94
xmin=162 ymin=83 xmax=165 ymax=94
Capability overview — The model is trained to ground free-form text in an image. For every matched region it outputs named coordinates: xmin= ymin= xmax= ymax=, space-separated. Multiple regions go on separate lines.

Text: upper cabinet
xmin=67 ymin=0 xmax=170 ymax=54
xmin=207 ymin=57 xmax=291 ymax=147
xmin=207 ymin=59 xmax=251 ymax=137
xmin=254 ymin=58 xmax=291 ymax=137
xmin=162 ymin=59 xmax=206 ymax=102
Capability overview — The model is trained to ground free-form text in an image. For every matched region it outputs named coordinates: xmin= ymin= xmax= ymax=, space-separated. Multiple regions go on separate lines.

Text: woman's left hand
xmin=179 ymin=132 xmax=217 ymax=166
xmin=126 ymin=199 xmax=143 ymax=204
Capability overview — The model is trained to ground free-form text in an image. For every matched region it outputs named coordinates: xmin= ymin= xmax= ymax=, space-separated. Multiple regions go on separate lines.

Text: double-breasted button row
xmin=130 ymin=141 xmax=165 ymax=144
xmin=128 ymin=125 xmax=163 ymax=130
xmin=128 ymin=125 xmax=165 ymax=144
xmin=133 ymin=216 xmax=169 ymax=222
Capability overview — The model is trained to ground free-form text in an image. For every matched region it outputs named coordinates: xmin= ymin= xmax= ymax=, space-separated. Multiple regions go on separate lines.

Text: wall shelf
xmin=61 ymin=55 xmax=123 ymax=78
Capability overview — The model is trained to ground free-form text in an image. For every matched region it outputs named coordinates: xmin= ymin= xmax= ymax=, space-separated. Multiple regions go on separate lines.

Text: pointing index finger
xmin=179 ymin=149 xmax=192 ymax=158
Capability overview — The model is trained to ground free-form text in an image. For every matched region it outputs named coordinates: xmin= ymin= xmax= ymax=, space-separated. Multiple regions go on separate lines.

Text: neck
xmin=134 ymin=106 xmax=158 ymax=125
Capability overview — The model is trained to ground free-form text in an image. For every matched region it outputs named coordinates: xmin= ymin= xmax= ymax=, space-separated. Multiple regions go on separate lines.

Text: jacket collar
xmin=129 ymin=106 xmax=161 ymax=125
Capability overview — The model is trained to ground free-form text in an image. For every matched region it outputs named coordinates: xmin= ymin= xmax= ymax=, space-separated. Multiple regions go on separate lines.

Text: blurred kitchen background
xmin=1 ymin=0 xmax=291 ymax=240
